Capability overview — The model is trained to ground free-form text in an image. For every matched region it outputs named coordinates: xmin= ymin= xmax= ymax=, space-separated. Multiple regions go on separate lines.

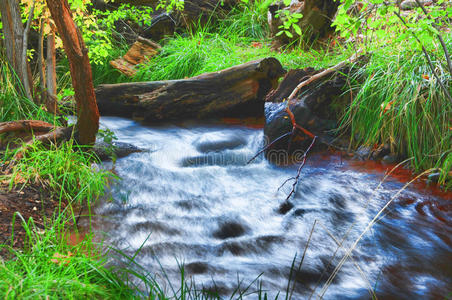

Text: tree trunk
xmin=0 ymin=0 xmax=33 ymax=98
xmin=45 ymin=0 xmax=100 ymax=145
xmin=45 ymin=26 xmax=59 ymax=114
xmin=268 ymin=0 xmax=340 ymax=48
xmin=95 ymin=58 xmax=286 ymax=122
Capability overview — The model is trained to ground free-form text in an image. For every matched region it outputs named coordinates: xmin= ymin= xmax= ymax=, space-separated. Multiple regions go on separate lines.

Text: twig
xmin=247 ymin=131 xmax=292 ymax=164
xmin=281 ymin=137 xmax=317 ymax=201
xmin=287 ymin=50 xmax=364 ymax=101
xmin=285 ymin=106 xmax=315 ymax=138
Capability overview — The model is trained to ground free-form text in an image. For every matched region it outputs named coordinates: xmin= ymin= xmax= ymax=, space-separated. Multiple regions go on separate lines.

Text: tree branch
xmin=288 ymin=50 xmax=364 ymax=101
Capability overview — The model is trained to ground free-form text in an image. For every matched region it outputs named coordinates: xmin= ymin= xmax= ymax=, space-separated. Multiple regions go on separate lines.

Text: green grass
xmin=0 ymin=219 xmax=140 ymax=299
xmin=0 ymin=56 xmax=57 ymax=123
xmin=218 ymin=0 xmax=274 ymax=40
xmin=341 ymin=41 xmax=452 ymax=189
xmin=129 ymin=29 xmax=350 ymax=83
xmin=2 ymin=140 xmax=112 ymax=204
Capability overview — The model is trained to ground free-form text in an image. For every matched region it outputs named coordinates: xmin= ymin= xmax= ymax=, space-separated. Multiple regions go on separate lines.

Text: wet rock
xmin=181 ymin=153 xmax=249 ymax=167
xmin=355 ymin=145 xmax=372 ymax=159
xmin=196 ymin=136 xmax=247 ymax=153
xmin=213 ymin=220 xmax=248 ymax=239
xmin=93 ymin=141 xmax=143 ymax=161
xmin=371 ymin=143 xmax=391 ymax=160
xmin=264 ymin=66 xmax=355 ymax=154
xmin=427 ymin=172 xmax=441 ymax=183
xmin=185 ymin=261 xmax=209 ymax=274
xmin=382 ymin=154 xmax=398 ymax=164
xmin=131 ymin=221 xmax=180 ymax=235
xmin=328 ymin=193 xmax=346 ymax=209
xmin=264 ymin=102 xmax=334 ymax=154
xmin=278 ymin=201 xmax=294 ymax=214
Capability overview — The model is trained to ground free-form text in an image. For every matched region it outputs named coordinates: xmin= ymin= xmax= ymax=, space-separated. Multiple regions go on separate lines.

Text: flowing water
xmin=92 ymin=116 xmax=451 ymax=299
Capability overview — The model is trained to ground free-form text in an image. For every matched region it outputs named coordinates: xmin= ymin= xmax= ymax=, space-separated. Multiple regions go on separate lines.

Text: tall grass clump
xmin=0 ymin=56 xmax=56 ymax=123
xmin=342 ymin=43 xmax=452 ymax=189
xmin=218 ymin=0 xmax=273 ymax=40
xmin=2 ymin=140 xmax=112 ymax=203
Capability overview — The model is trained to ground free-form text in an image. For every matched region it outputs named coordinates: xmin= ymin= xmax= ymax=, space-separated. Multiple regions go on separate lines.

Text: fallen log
xmin=110 ymin=37 xmax=161 ymax=77
xmin=95 ymin=57 xmax=286 ymax=122
xmin=0 ymin=120 xmax=55 ymax=134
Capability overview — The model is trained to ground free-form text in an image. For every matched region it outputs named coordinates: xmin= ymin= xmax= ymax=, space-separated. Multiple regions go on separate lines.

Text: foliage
xmin=87 ymin=4 xmax=154 ymax=65
xmin=333 ymin=0 xmax=452 ymax=51
xmin=332 ymin=0 xmax=451 ymax=187
xmin=275 ymin=8 xmax=303 ymax=39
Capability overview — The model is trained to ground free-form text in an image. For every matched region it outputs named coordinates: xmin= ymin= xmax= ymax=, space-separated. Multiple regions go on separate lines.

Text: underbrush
xmin=2 ymin=140 xmax=112 ymax=204
xmin=342 ymin=39 xmax=452 ymax=189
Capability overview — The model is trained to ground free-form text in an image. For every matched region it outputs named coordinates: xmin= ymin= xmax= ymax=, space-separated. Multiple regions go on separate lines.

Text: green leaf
xmin=292 ymin=24 xmax=302 ymax=36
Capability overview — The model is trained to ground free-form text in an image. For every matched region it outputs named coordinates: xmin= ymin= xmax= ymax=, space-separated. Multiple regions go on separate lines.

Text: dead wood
xmin=96 ymin=57 xmax=286 ymax=122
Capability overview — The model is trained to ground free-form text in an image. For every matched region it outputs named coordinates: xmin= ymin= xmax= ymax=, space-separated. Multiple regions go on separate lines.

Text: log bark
xmin=45 ymin=0 xmax=100 ymax=145
xmin=95 ymin=57 xmax=286 ymax=122
xmin=0 ymin=120 xmax=55 ymax=134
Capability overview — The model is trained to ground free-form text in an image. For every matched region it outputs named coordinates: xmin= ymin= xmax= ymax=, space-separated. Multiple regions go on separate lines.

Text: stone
xmin=93 ymin=141 xmax=144 ymax=161
xmin=355 ymin=145 xmax=372 ymax=159
xmin=427 ymin=172 xmax=440 ymax=183
xmin=212 ymin=220 xmax=248 ymax=239
xmin=382 ymin=154 xmax=398 ymax=164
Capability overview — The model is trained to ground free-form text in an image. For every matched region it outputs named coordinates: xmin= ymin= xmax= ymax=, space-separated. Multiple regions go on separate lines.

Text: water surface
xmin=92 ymin=116 xmax=451 ymax=299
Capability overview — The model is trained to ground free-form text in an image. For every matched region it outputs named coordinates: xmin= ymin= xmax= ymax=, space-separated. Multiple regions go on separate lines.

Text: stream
xmin=91 ymin=116 xmax=451 ymax=299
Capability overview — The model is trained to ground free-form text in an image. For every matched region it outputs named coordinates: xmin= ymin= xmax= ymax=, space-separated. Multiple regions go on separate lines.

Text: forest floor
xmin=0 ymin=182 xmax=62 ymax=256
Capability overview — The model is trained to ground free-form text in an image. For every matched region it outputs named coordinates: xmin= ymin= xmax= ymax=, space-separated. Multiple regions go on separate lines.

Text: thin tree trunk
xmin=38 ymin=20 xmax=46 ymax=105
xmin=45 ymin=26 xmax=59 ymax=114
xmin=0 ymin=0 xmax=33 ymax=98
xmin=45 ymin=0 xmax=100 ymax=145
xmin=21 ymin=0 xmax=35 ymax=101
